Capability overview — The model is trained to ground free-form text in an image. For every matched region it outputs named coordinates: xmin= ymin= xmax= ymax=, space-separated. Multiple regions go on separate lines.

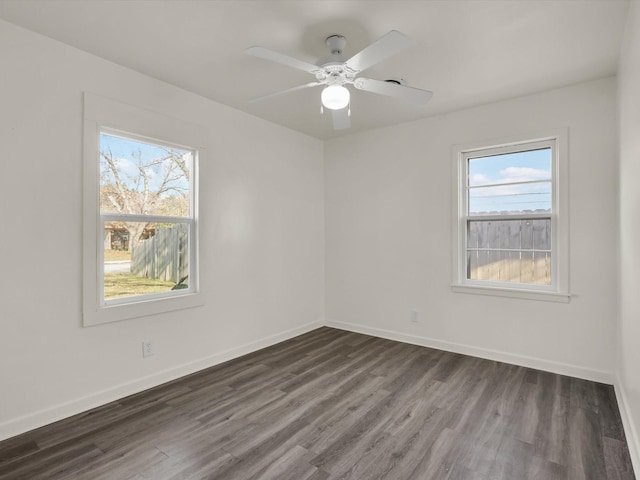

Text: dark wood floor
xmin=0 ymin=327 xmax=635 ymax=480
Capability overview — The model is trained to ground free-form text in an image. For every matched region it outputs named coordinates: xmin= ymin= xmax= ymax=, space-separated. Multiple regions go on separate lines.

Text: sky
xmin=100 ymin=132 xmax=192 ymax=195
xmin=468 ymin=148 xmax=551 ymax=214
xmin=100 ymin=133 xmax=549 ymax=215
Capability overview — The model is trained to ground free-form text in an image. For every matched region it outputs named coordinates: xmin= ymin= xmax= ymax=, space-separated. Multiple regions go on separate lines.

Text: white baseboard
xmin=326 ymin=319 xmax=614 ymax=384
xmin=614 ymin=378 xmax=640 ymax=476
xmin=0 ymin=319 xmax=323 ymax=442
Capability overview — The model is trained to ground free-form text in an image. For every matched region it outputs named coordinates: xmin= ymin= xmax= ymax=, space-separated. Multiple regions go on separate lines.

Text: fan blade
xmin=332 ymin=108 xmax=351 ymax=130
xmin=345 ymin=30 xmax=413 ymax=73
xmin=245 ymin=46 xmax=320 ymax=73
xmin=249 ymin=82 xmax=322 ymax=103
xmin=354 ymin=78 xmax=433 ymax=104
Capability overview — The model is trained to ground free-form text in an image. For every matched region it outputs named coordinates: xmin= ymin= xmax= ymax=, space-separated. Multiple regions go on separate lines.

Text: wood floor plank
xmin=0 ymin=327 xmax=635 ymax=480
xmin=604 ymin=436 xmax=637 ymax=480
xmin=213 ymin=421 xmax=317 ymax=479
xmin=567 ymin=404 xmax=608 ymax=479
xmin=73 ymin=445 xmax=168 ymax=480
xmin=407 ymin=426 xmax=465 ymax=480
xmin=302 ymin=387 xmax=391 ymax=455
xmin=453 ymin=414 xmax=510 ymax=476
xmin=140 ymin=447 xmax=237 ymax=480
xmin=0 ymin=442 xmax=104 ymax=480
xmin=535 ymin=392 xmax=571 ymax=465
xmin=445 ymin=463 xmax=488 ymax=480
xmin=596 ymin=383 xmax=627 ymax=441
xmin=0 ymin=438 xmax=39 ymax=464
xmin=249 ymin=444 xmax=317 ymax=480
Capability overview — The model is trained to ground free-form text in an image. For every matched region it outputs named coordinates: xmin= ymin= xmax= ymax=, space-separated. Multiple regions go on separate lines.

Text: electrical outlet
xmin=142 ymin=340 xmax=154 ymax=357
xmin=411 ymin=310 xmax=420 ymax=323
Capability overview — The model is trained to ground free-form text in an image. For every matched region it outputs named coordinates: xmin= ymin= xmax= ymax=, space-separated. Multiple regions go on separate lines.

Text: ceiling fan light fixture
xmin=321 ymin=85 xmax=350 ymax=110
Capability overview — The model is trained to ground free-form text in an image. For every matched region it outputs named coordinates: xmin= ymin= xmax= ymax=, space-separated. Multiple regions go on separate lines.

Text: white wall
xmin=325 ymin=77 xmax=618 ymax=381
xmin=0 ymin=19 xmax=324 ymax=440
xmin=617 ymin=0 xmax=640 ymax=470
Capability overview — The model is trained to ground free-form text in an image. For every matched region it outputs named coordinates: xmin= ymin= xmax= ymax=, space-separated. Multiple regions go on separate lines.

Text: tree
xmin=100 ymin=142 xmax=191 ymax=252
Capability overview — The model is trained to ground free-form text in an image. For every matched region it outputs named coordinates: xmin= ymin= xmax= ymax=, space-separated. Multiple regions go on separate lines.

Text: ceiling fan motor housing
xmin=314 ymin=36 xmax=357 ymax=86
xmin=317 ymin=64 xmax=356 ymax=86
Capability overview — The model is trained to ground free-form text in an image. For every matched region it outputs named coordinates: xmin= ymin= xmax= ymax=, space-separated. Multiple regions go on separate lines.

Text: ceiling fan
xmin=245 ymin=30 xmax=433 ymax=130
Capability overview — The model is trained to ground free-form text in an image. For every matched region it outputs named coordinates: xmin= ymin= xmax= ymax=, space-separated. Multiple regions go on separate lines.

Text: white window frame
xmin=83 ymin=93 xmax=204 ymax=326
xmin=451 ymin=129 xmax=570 ymax=302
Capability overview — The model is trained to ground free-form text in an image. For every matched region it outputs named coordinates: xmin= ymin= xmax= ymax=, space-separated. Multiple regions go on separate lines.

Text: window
xmin=452 ymin=131 xmax=569 ymax=302
xmin=83 ymin=93 xmax=204 ymax=326
xmin=100 ymin=131 xmax=194 ymax=303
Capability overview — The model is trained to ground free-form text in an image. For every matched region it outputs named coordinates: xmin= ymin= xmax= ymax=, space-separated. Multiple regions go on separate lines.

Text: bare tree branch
xmin=100 ymin=145 xmax=190 ymax=251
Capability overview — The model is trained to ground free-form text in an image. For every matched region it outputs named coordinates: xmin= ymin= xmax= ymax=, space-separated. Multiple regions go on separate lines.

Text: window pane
xmin=104 ymin=221 xmax=189 ymax=301
xmin=532 ymin=219 xmax=551 ymax=250
xmin=100 ymin=133 xmax=192 ymax=217
xmin=469 ymin=182 xmax=551 ymax=215
xmin=467 ymin=219 xmax=551 ymax=251
xmin=467 ymin=250 xmax=551 ymax=285
xmin=468 ymin=148 xmax=551 ymax=187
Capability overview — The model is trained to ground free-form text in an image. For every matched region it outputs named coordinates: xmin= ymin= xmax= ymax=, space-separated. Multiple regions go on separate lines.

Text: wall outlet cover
xmin=142 ymin=340 xmax=154 ymax=357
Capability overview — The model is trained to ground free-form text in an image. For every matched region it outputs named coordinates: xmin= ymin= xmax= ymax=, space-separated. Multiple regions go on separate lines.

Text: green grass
xmin=104 ymin=273 xmax=176 ymax=299
xmin=104 ymin=249 xmax=131 ymax=262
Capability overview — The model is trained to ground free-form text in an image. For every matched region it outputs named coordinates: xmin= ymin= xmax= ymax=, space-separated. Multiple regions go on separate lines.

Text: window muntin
xmin=468 ymin=182 xmax=552 ymax=215
xmin=99 ymin=130 xmax=195 ymax=305
xmin=460 ymin=140 xmax=557 ymax=291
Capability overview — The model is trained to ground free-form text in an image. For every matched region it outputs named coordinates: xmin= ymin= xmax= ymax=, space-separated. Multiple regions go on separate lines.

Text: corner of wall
xmin=616 ymin=0 xmax=640 ymax=475
xmin=615 ymin=378 xmax=640 ymax=475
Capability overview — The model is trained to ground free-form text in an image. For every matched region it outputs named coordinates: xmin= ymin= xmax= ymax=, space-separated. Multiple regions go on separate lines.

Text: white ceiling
xmin=0 ymin=0 xmax=629 ymax=140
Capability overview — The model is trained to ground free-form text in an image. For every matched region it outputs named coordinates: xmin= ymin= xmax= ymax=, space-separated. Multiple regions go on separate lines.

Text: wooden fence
xmin=467 ymin=218 xmax=551 ymax=285
xmin=131 ymin=224 xmax=188 ymax=283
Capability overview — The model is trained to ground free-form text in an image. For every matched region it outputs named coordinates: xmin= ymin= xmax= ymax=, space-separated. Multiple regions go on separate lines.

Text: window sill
xmin=451 ymin=284 xmax=570 ymax=303
xmin=83 ymin=292 xmax=204 ymax=327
